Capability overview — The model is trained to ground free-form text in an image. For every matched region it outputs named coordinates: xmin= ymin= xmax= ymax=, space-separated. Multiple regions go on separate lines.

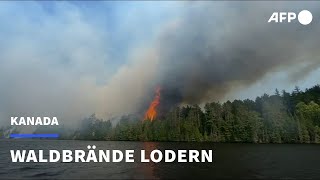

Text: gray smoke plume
xmin=1 ymin=1 xmax=320 ymax=128
xmin=148 ymin=1 xmax=320 ymax=112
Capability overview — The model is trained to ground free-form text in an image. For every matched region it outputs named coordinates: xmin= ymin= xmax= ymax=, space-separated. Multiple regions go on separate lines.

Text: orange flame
xmin=144 ymin=87 xmax=161 ymax=121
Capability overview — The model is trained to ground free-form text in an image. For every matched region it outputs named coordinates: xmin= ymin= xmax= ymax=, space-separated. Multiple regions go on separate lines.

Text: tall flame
xmin=144 ymin=87 xmax=161 ymax=121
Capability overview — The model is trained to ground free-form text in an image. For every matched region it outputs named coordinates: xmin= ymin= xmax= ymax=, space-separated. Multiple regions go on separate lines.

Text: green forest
xmin=67 ymin=85 xmax=320 ymax=143
xmin=3 ymin=84 xmax=320 ymax=143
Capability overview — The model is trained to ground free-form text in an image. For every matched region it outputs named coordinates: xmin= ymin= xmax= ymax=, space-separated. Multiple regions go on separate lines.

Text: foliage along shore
xmin=2 ymin=85 xmax=320 ymax=144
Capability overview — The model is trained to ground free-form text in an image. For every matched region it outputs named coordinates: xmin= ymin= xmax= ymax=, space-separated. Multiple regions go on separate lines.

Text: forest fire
xmin=144 ymin=87 xmax=161 ymax=121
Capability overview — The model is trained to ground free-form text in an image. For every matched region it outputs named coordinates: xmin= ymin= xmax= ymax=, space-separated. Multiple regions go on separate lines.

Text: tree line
xmin=67 ymin=84 xmax=320 ymax=143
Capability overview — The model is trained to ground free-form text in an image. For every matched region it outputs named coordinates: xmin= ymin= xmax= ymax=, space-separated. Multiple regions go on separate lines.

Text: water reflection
xmin=136 ymin=142 xmax=159 ymax=179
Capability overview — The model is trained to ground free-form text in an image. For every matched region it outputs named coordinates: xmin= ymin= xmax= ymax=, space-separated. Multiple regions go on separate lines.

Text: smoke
xmin=152 ymin=1 xmax=320 ymax=110
xmin=1 ymin=1 xmax=320 ymax=128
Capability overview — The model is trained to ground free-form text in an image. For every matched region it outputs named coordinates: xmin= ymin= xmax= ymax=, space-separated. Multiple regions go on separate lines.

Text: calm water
xmin=1 ymin=140 xmax=320 ymax=179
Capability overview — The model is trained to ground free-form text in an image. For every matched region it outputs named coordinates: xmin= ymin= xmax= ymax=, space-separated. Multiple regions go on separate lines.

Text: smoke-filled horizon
xmin=0 ymin=1 xmax=320 ymax=129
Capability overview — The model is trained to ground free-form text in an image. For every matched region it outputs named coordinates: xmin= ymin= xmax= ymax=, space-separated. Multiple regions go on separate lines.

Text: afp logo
xmin=268 ymin=10 xmax=313 ymax=25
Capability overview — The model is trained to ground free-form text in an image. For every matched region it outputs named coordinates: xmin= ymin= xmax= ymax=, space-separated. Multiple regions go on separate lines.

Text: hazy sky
xmin=0 ymin=1 xmax=319 ymax=127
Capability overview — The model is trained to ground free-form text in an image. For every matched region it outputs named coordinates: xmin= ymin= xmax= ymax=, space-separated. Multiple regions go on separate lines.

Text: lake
xmin=1 ymin=140 xmax=320 ymax=179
